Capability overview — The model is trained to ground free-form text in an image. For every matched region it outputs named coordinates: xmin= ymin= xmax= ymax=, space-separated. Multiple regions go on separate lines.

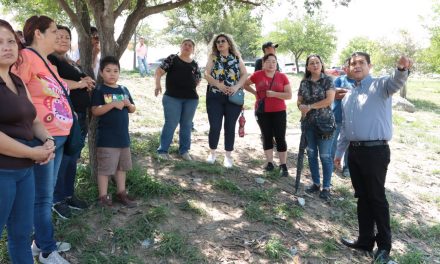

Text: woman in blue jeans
xmin=154 ymin=39 xmax=201 ymax=161
xmin=49 ymin=25 xmax=94 ymax=219
xmin=297 ymin=54 xmax=335 ymax=200
xmin=0 ymin=19 xmax=55 ymax=264
xmin=13 ymin=16 xmax=72 ymax=264
xmin=204 ymin=33 xmax=247 ymax=168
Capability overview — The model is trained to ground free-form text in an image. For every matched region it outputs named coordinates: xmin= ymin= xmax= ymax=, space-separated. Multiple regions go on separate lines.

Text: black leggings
xmin=256 ymin=110 xmax=287 ymax=152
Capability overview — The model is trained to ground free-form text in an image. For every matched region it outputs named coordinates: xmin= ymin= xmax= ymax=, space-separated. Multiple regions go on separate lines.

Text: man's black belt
xmin=350 ymin=140 xmax=388 ymax=147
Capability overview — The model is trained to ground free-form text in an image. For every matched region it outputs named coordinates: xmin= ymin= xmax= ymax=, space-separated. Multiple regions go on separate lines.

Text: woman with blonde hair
xmin=204 ymin=33 xmax=247 ymax=168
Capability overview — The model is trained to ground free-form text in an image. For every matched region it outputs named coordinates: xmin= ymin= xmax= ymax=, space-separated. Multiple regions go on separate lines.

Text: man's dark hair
xmin=99 ymin=56 xmax=120 ymax=71
xmin=262 ymin=53 xmax=277 ymax=62
xmin=351 ymin=52 xmax=371 ymax=64
xmin=57 ymin=25 xmax=71 ymax=39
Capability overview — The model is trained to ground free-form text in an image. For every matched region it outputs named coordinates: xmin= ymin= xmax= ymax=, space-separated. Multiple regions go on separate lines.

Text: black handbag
xmin=255 ymin=72 xmax=276 ymax=115
xmin=27 ymin=48 xmax=85 ymax=156
xmin=315 ymin=114 xmax=336 ymax=139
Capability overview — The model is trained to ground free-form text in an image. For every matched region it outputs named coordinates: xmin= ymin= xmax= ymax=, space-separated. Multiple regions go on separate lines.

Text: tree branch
xmin=57 ymin=0 xmax=86 ymax=35
xmin=235 ymin=0 xmax=263 ymax=6
xmin=115 ymin=0 xmax=192 ymax=58
xmin=114 ymin=0 xmax=130 ymax=17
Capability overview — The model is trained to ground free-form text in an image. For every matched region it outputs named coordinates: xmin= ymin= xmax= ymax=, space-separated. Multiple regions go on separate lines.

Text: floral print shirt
xmin=297 ymin=73 xmax=335 ymax=124
xmin=209 ymin=54 xmax=241 ymax=93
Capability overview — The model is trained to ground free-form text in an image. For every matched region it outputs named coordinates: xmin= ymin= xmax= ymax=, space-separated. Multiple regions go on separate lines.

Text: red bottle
xmin=238 ymin=111 xmax=246 ymax=137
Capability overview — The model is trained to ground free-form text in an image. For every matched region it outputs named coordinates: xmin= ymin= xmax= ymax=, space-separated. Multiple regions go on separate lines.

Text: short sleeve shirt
xmin=209 ymin=54 xmax=241 ymax=91
xmin=91 ymin=84 xmax=134 ymax=148
xmin=160 ymin=54 xmax=201 ymax=99
xmin=12 ymin=49 xmax=73 ymax=136
xmin=250 ymin=70 xmax=290 ymax=112
xmin=48 ymin=54 xmax=90 ymax=113
xmin=297 ymin=73 xmax=335 ymax=123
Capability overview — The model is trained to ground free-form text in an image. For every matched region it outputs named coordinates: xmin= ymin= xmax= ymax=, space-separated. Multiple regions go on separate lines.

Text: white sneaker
xmin=32 ymin=240 xmax=71 ymax=256
xmin=181 ymin=152 xmax=192 ymax=161
xmin=39 ymin=251 xmax=70 ymax=264
xmin=223 ymin=156 xmax=233 ymax=168
xmin=206 ymin=153 xmax=216 ymax=164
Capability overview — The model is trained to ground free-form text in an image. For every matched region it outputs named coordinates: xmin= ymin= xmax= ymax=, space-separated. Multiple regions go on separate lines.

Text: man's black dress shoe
xmin=341 ymin=237 xmax=373 ymax=252
xmin=372 ymin=249 xmax=390 ymax=264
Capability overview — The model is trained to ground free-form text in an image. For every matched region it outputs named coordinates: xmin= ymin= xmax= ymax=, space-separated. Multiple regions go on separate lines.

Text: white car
xmin=244 ymin=61 xmax=255 ymax=74
xmin=283 ymin=62 xmax=305 ymax=74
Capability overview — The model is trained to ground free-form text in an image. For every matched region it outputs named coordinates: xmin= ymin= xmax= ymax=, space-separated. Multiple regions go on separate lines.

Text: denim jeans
xmin=54 ymin=112 xmax=88 ymax=203
xmin=0 ymin=167 xmax=35 ymax=264
xmin=157 ymin=95 xmax=198 ymax=155
xmin=137 ymin=57 xmax=148 ymax=77
xmin=305 ymin=124 xmax=334 ymax=189
xmin=331 ymin=122 xmax=348 ymax=170
xmin=34 ymin=136 xmax=67 ymax=253
xmin=206 ymin=90 xmax=242 ymax=151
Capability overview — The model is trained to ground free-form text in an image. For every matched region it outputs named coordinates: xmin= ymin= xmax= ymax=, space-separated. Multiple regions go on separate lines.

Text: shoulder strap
xmin=268 ymin=72 xmax=276 ymax=91
xmin=26 ymin=48 xmax=74 ymax=111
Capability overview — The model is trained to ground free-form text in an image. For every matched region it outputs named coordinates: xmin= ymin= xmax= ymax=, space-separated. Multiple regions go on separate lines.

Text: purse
xmin=27 ymin=48 xmax=85 ymax=156
xmin=315 ymin=114 xmax=336 ymax=139
xmin=255 ymin=72 xmax=276 ymax=115
xmin=228 ymin=89 xmax=244 ymax=105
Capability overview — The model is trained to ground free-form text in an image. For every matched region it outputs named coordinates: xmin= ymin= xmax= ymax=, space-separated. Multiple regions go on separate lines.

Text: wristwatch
xmin=397 ymin=66 xmax=407 ymax=71
xmin=45 ymin=136 xmax=55 ymax=143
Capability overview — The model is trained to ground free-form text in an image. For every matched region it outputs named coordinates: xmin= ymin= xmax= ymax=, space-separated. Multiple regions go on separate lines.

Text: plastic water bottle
xmin=238 ymin=111 xmax=246 ymax=137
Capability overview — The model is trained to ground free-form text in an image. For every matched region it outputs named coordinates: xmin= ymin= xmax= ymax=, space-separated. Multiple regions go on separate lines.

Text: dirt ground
xmin=58 ymin=74 xmax=440 ymax=264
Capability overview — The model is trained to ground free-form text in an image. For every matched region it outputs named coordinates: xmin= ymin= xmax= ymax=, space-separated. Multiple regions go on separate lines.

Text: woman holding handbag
xmin=204 ymin=33 xmax=247 ymax=168
xmin=244 ymin=54 xmax=292 ymax=176
xmin=48 ymin=25 xmax=93 ymax=219
xmin=297 ymin=54 xmax=335 ymax=201
xmin=12 ymin=15 xmax=72 ymax=264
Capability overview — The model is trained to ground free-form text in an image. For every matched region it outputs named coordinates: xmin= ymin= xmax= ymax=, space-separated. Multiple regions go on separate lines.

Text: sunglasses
xmin=216 ymin=39 xmax=227 ymax=44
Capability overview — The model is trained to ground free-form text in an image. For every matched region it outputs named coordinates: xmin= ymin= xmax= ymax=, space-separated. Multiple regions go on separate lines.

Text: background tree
xmin=268 ymin=16 xmax=337 ymax=73
xmin=338 ymin=37 xmax=379 ymax=66
xmin=164 ymin=5 xmax=262 ymax=59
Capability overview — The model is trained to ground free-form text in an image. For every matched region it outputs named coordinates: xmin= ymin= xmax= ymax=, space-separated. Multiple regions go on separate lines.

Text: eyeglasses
xmin=216 ymin=39 xmax=227 ymax=44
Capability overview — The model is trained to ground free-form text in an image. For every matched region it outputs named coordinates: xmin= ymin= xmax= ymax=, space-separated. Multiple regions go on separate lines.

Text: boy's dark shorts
xmin=97 ymin=147 xmax=132 ymax=176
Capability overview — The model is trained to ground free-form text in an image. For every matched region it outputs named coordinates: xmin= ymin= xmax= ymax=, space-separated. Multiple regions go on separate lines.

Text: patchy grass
xmin=396 ymin=247 xmax=426 ymax=264
xmin=244 ymin=202 xmax=272 ymax=223
xmin=274 ymin=203 xmax=304 ymax=219
xmin=173 ymin=160 xmax=225 ymax=175
xmin=155 ymin=231 xmax=206 ymax=263
xmin=244 ymin=188 xmax=277 ymax=203
xmin=0 ymin=232 xmax=9 ymax=263
xmin=178 ymin=200 xmax=207 ymax=216
xmin=126 ymin=166 xmax=180 ymax=199
xmin=265 ymin=237 xmax=289 ymax=260
xmin=319 ymin=238 xmax=339 ymax=255
xmin=212 ymin=178 xmax=242 ymax=194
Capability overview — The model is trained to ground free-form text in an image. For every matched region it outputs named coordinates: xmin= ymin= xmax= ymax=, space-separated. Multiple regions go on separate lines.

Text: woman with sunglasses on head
xmin=48 ymin=25 xmax=95 ymax=220
xmin=0 ymin=19 xmax=55 ymax=264
xmin=297 ymin=54 xmax=335 ymax=200
xmin=12 ymin=15 xmax=72 ymax=264
xmin=204 ymin=33 xmax=247 ymax=168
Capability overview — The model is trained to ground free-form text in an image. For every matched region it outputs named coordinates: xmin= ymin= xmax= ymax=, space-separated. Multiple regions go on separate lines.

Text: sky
xmin=259 ymin=0 xmax=434 ymax=60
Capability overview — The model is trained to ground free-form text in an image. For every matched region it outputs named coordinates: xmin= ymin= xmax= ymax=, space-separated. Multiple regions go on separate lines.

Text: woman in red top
xmin=244 ymin=53 xmax=292 ymax=176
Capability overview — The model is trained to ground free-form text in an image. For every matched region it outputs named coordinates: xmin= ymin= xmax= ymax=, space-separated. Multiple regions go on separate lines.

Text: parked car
xmin=282 ymin=62 xmax=305 ymax=74
xmin=244 ymin=61 xmax=255 ymax=74
xmin=147 ymin=58 xmax=166 ymax=73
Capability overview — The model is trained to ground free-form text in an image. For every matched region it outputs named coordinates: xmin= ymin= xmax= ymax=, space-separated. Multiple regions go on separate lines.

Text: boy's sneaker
xmin=264 ymin=162 xmax=275 ymax=172
xmin=305 ymin=184 xmax=321 ymax=194
xmin=116 ymin=191 xmax=137 ymax=208
xmin=98 ymin=195 xmax=113 ymax=208
xmin=39 ymin=251 xmax=70 ymax=264
xmin=52 ymin=201 xmax=72 ymax=220
xmin=66 ymin=195 xmax=88 ymax=210
xmin=32 ymin=240 xmax=71 ymax=257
